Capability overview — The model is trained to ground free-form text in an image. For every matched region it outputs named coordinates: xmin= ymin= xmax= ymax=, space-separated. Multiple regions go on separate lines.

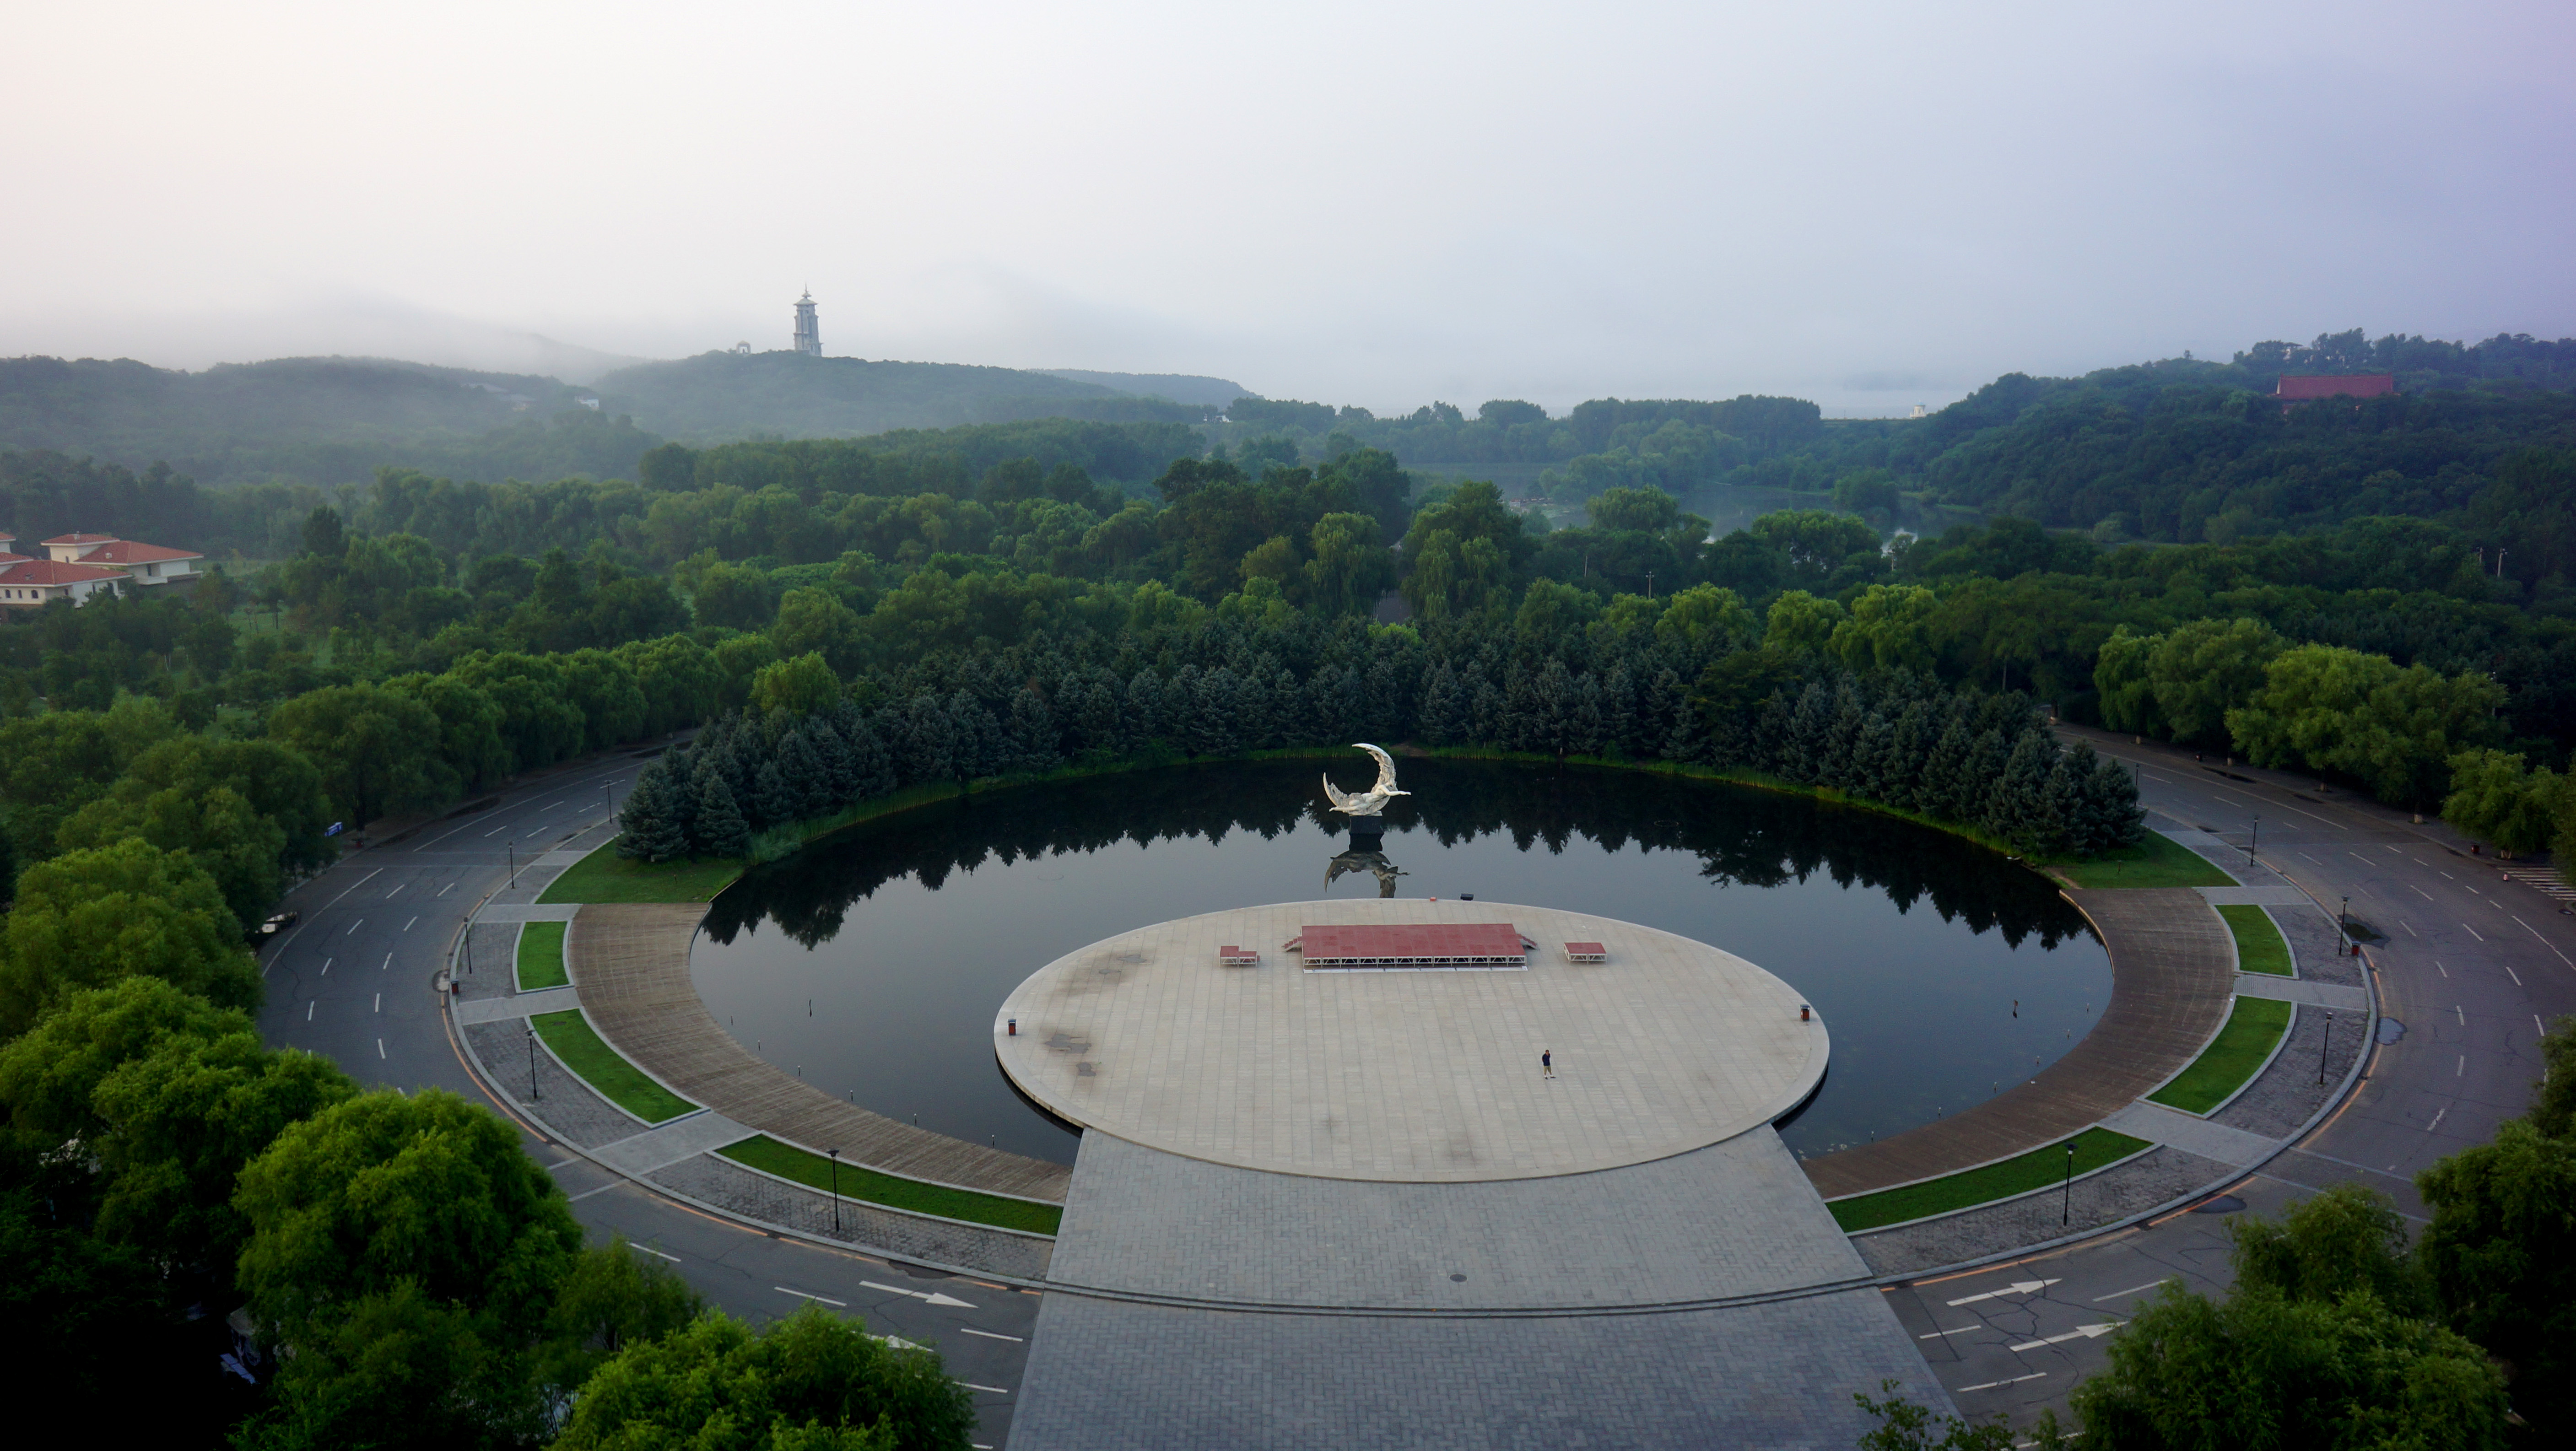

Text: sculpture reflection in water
xmin=1322 ymin=743 xmax=1410 ymax=896
xmin=1325 ymin=846 xmax=1407 ymax=897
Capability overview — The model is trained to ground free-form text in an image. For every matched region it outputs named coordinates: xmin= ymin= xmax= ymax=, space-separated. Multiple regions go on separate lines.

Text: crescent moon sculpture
xmin=1322 ymin=743 xmax=1409 ymax=819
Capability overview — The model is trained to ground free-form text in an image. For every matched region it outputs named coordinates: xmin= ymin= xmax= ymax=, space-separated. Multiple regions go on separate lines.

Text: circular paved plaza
xmin=994 ymin=899 xmax=1827 ymax=1182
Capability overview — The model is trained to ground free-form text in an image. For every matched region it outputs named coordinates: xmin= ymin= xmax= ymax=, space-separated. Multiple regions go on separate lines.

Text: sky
xmin=3 ymin=1 xmax=2571 ymax=415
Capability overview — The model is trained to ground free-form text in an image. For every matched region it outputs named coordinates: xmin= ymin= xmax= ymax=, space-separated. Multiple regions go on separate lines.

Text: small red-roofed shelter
xmin=1292 ymin=922 xmax=1532 ymax=970
xmin=2274 ymin=374 xmax=2395 ymax=402
xmin=1563 ymin=941 xmax=1607 ymax=963
xmin=1217 ymin=944 xmax=1261 ymax=967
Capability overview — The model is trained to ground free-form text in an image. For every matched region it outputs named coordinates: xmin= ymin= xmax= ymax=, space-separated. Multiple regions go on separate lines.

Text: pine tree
xmin=1417 ymin=663 xmax=1462 ymax=746
xmin=750 ymin=761 xmax=796 ymax=828
xmin=1534 ymin=658 xmax=1576 ymax=756
xmin=1992 ymin=731 xmax=2058 ymax=849
xmin=1602 ymin=663 xmax=1637 ymax=759
xmin=1782 ymin=682 xmax=1832 ymax=783
xmin=1817 ymin=679 xmax=1867 ymax=789
xmin=1646 ymin=668 xmax=1689 ymax=763
xmin=848 ymin=710 xmax=897 ymax=797
xmin=616 ymin=764 xmax=691 ymax=862
xmin=1009 ymin=685 xmax=1062 ymax=772
xmin=1918 ymin=714 xmax=1971 ymax=820
xmin=1469 ymin=677 xmax=1506 ymax=746
xmin=1076 ymin=676 xmax=1123 ymax=756
xmin=1124 ymin=669 xmax=1164 ymax=750
xmin=1961 ymin=726 xmax=2012 ymax=827
xmin=949 ymin=690 xmax=1003 ymax=779
xmin=1188 ymin=669 xmax=1238 ymax=757
xmin=805 ymin=718 xmax=857 ymax=808
xmin=2074 ymin=741 xmax=2147 ymax=853
xmin=693 ymin=771 xmax=751 ymax=858
xmin=1849 ymin=709 xmax=1896 ymax=801
xmin=2038 ymin=748 xmax=2087 ymax=858
xmin=1572 ymin=672 xmax=1606 ymax=758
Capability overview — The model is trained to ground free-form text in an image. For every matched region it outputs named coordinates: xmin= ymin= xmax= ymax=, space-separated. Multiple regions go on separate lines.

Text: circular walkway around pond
xmin=993 ymin=900 xmax=1828 ymax=1182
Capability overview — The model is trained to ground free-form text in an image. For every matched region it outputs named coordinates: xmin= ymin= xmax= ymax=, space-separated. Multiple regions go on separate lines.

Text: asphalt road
xmin=253 ymin=750 xmax=1037 ymax=1449
xmin=1895 ymin=725 xmax=2576 ymax=1430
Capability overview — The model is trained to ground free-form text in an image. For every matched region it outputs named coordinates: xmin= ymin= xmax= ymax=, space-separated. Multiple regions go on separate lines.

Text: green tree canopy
xmin=555 ymin=1304 xmax=976 ymax=1451
xmin=267 ymin=681 xmax=458 ymax=828
xmin=0 ymin=838 xmax=260 ymax=1035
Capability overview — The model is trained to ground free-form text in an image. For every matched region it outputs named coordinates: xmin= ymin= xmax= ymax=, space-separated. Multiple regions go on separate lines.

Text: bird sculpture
xmin=1322 ymin=743 xmax=1409 ymax=819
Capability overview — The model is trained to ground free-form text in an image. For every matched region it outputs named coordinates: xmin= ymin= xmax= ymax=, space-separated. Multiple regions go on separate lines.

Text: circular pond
xmin=691 ymin=758 xmax=2109 ymax=1166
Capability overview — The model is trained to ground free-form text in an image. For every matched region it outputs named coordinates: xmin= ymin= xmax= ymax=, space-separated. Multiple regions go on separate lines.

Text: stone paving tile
xmin=997 ymin=900 xmax=1825 ymax=1183
xmin=2272 ymin=902 xmax=2365 ymax=987
xmin=1008 ymin=1287 xmax=1951 ymax=1451
xmin=1048 ymin=1128 xmax=1865 ymax=1308
xmin=646 ymin=1153 xmax=1054 ymax=1280
xmin=2212 ymin=1001 xmax=2368 ymax=1139
xmin=462 ymin=1018 xmax=645 ymax=1149
xmin=1850 ymin=1145 xmax=2234 ymax=1278
xmin=452 ymin=922 xmax=519 ymax=1002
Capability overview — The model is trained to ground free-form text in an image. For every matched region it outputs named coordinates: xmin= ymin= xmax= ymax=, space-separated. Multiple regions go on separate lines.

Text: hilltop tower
xmin=791 ymin=290 xmax=821 ymax=356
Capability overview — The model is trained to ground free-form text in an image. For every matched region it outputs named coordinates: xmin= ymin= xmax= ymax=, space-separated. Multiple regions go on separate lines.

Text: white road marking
xmin=2457 ymin=1056 xmax=2464 ymax=1076
xmin=2403 ymin=921 xmax=2418 ymax=937
xmin=483 ymin=823 xmax=511 ymax=837
xmin=2213 ymin=792 xmax=2250 ymax=807
xmin=404 ymin=917 xmax=417 ymax=932
xmin=2009 ymin=1322 xmax=2122 ymax=1351
xmin=862 ymin=1280 xmax=977 ymax=1309
xmin=376 ymin=1039 xmax=385 ymax=1059
xmin=777 ymin=1286 xmax=847 ymax=1308
xmin=346 ymin=919 xmax=365 ymax=934
xmin=2504 ymin=962 xmax=2522 ymax=986
xmin=2386 ymin=845 xmax=2404 ymax=852
xmin=1919 ymin=1325 xmax=1985 ymax=1339
xmin=2436 ymin=962 xmax=2448 ymax=977
xmin=2140 ymin=770 xmax=2173 ymax=782
xmin=381 ymin=954 xmax=392 ymax=971
xmin=2275 ymin=802 xmax=2342 ymax=828
xmin=321 ymin=958 xmax=332 ymax=975
xmin=2464 ymin=923 xmax=2485 ymax=941
xmin=437 ymin=883 xmax=454 ymax=896
xmin=2456 ymin=1004 xmax=2465 ymax=1025
xmin=306 ymin=1001 xmax=314 ymax=1021
xmin=875 ymin=1334 xmax=926 ymax=1350
xmin=2093 ymin=1279 xmax=2174 ymax=1302
xmin=1946 ymin=1279 xmax=2058 ymax=1307
xmin=2509 ymin=915 xmax=2575 ymax=966
xmin=2541 ymin=1015 xmax=2549 ymax=1037
xmin=960 ymin=1383 xmax=1010 ymax=1395
xmin=2466 ymin=886 xmax=2481 ymax=895
xmin=1957 ymin=1372 xmax=2048 ymax=1393
xmin=2350 ymin=852 xmax=2371 ymax=863
xmin=568 ymin=1183 xmax=618 ymax=1201
xmin=2300 ymin=852 xmax=2324 ymax=865
xmin=636 ymin=1245 xmax=680 ymax=1262
xmin=373 ymin=993 xmax=380 ymax=1013
xmin=2411 ymin=886 xmax=2434 ymax=900
xmin=316 ymin=868 xmax=385 ymax=912
xmin=2428 ymin=1106 xmax=2447 ymax=1133
xmin=960 ymin=1327 xmax=1024 ymax=1342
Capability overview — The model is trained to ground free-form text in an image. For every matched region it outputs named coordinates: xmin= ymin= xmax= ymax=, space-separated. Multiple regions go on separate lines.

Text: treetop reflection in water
xmin=690 ymin=759 xmax=2108 ymax=1163
xmin=702 ymin=758 xmax=2091 ymax=953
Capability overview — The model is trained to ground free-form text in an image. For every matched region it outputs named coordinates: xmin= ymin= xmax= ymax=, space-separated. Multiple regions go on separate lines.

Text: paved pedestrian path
xmin=569 ymin=902 xmax=1073 ymax=1204
xmin=1804 ymin=886 xmax=2237 ymax=1200
xmin=453 ymin=984 xmax=579 ymax=1024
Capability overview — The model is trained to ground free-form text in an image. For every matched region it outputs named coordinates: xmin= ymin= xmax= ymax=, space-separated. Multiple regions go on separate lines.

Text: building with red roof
xmin=2274 ymin=374 xmax=2396 ymax=402
xmin=0 ymin=532 xmax=205 ymax=609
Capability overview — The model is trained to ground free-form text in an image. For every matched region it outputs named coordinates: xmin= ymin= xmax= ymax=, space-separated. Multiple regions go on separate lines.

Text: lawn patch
xmin=2219 ymin=905 xmax=2292 ymax=976
xmin=529 ymin=1009 xmax=697 ymax=1123
xmin=516 ymin=920 xmax=568 ymax=990
xmin=1826 ymin=1128 xmax=2154 ymax=1232
xmin=718 ymin=1135 xmax=1063 ymax=1236
xmin=538 ymin=842 xmax=742 ymax=904
xmin=2052 ymin=831 xmax=2235 ymax=889
xmin=2149 ymin=996 xmax=2293 ymax=1114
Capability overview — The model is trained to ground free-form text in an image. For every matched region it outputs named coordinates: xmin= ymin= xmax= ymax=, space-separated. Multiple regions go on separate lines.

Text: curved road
xmin=1891 ymin=725 xmax=2576 ymax=1429
xmin=254 ymin=751 xmax=1038 ymax=1450
xmin=256 ymin=732 xmax=2576 ymax=1444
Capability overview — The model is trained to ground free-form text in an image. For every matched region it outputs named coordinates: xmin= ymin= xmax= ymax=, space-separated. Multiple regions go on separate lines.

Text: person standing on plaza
xmin=1541 ymin=1048 xmax=1554 ymax=1078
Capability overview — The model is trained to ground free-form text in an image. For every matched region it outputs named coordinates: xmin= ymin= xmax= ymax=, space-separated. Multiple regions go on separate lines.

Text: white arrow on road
xmin=862 ymin=1279 xmax=977 ymax=1309
xmin=1945 ymin=1278 xmax=2059 ymax=1307
xmin=2009 ymin=1322 xmax=2122 ymax=1351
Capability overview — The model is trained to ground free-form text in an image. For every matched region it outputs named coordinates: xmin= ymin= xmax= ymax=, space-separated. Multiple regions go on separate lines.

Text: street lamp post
xmin=2340 ymin=896 xmax=2350 ymax=955
xmin=527 ymin=1025 xmax=540 ymax=1100
xmin=2249 ymin=812 xmax=2260 ymax=864
xmin=2063 ymin=1143 xmax=2076 ymax=1224
xmin=508 ymin=842 xmax=517 ymax=889
xmin=2320 ymin=1011 xmax=2333 ymax=1085
xmin=827 ymin=1149 xmax=840 ymax=1232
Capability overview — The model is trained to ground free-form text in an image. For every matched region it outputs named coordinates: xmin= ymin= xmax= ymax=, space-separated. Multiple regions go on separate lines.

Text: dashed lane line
xmin=306 ymin=1001 xmax=313 ymax=1021
xmin=2092 ymin=1279 xmax=2174 ymax=1302
xmin=2412 ymin=886 xmax=2435 ymax=900
xmin=2509 ymin=914 xmax=2575 ymax=966
xmin=376 ymin=1039 xmax=385 ymax=1059
xmin=1919 ymin=1325 xmax=1985 ymax=1340
xmin=961 ymin=1384 xmax=1011 ymax=1396
xmin=346 ymin=919 xmax=365 ymax=935
xmin=2505 ymin=962 xmax=2523 ymax=986
xmin=1956 ymin=1372 xmax=2047 ymax=1393
xmin=2463 ymin=923 xmax=2486 ymax=942
xmin=404 ymin=917 xmax=417 ymax=932
xmin=862 ymin=1280 xmax=978 ymax=1310
xmin=778 ymin=1286 xmax=848 ymax=1308
xmin=960 ymin=1328 xmax=1024 ymax=1342
xmin=637 ymin=1246 xmax=680 ymax=1262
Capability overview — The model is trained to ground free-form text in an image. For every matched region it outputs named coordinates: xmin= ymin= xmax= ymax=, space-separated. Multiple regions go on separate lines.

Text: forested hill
xmin=0 ymin=354 xmax=659 ymax=487
xmin=593 ymin=352 xmax=1213 ymax=442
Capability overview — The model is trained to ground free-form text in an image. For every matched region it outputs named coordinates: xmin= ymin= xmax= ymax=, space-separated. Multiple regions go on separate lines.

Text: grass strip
xmin=539 ymin=847 xmax=743 ymax=904
xmin=2052 ymin=831 xmax=2235 ymax=889
xmin=2218 ymin=905 xmax=2292 ymax=976
xmin=529 ymin=1009 xmax=697 ymax=1124
xmin=718 ymin=1135 xmax=1064 ymax=1236
xmin=1826 ymin=1127 xmax=2154 ymax=1232
xmin=515 ymin=920 xmax=569 ymax=990
xmin=2149 ymin=997 xmax=2294 ymax=1114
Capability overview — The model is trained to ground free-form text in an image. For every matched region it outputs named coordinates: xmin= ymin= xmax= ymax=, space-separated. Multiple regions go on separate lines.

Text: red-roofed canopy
xmin=1298 ymin=922 xmax=1529 ymax=967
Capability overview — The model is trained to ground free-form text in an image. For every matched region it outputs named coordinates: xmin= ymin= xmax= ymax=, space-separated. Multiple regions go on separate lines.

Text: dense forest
xmin=7 ymin=328 xmax=2576 ymax=1443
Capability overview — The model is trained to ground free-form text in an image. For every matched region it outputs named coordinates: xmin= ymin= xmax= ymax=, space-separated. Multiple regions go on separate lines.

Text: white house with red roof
xmin=0 ymin=531 xmax=205 ymax=610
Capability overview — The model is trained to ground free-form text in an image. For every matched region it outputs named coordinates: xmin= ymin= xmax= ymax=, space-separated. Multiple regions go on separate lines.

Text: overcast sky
xmin=4 ymin=2 xmax=2570 ymax=413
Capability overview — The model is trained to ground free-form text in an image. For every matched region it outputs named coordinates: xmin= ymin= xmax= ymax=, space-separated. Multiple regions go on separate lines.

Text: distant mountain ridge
xmin=1036 ymin=369 xmax=1254 ymax=408
xmin=591 ymin=351 xmax=1214 ymax=443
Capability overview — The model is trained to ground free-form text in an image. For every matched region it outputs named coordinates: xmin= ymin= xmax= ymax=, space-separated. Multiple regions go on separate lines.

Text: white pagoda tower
xmin=791 ymin=290 xmax=821 ymax=356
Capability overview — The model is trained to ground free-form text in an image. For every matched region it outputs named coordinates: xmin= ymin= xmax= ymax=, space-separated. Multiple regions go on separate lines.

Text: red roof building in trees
xmin=2274 ymin=374 xmax=2396 ymax=402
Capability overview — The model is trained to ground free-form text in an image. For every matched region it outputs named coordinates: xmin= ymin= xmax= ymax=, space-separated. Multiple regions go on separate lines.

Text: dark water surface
xmin=692 ymin=759 xmax=2109 ymax=1164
